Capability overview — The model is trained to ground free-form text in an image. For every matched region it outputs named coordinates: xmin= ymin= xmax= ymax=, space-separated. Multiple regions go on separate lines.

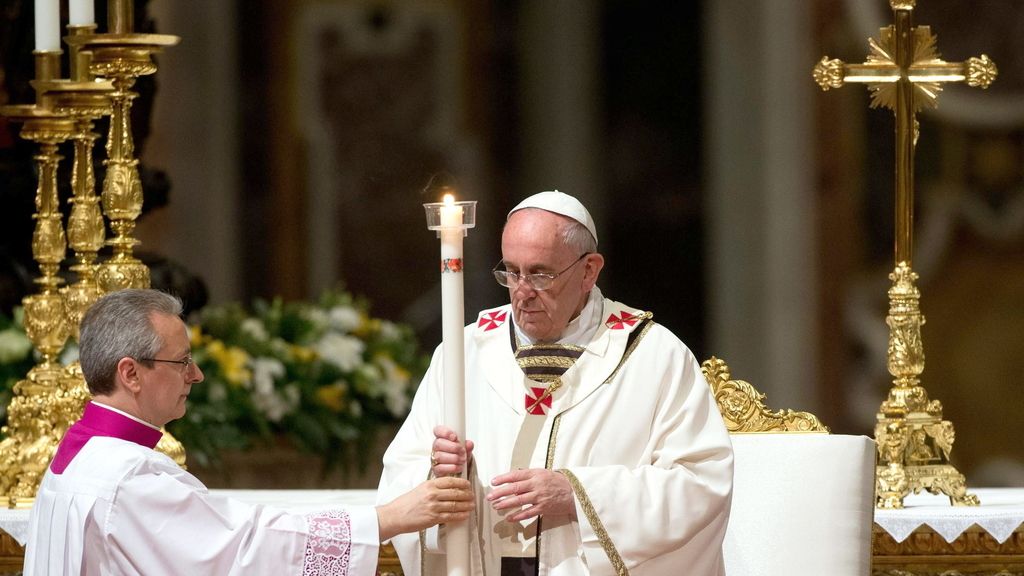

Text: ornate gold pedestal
xmin=874 ymin=264 xmax=978 ymax=509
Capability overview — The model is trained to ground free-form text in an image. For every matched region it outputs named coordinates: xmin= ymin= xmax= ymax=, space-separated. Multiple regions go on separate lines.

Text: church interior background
xmin=0 ymin=0 xmax=1022 ymax=489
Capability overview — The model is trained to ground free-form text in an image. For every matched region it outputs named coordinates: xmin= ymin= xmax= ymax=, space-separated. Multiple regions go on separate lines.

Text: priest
xmin=378 ymin=191 xmax=734 ymax=575
xmin=24 ymin=289 xmax=474 ymax=575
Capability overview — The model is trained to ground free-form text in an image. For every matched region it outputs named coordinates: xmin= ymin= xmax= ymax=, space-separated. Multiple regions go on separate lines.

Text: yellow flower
xmin=189 ymin=325 xmax=204 ymax=347
xmin=394 ymin=365 xmax=410 ymax=382
xmin=353 ymin=316 xmax=377 ymax=338
xmin=316 ymin=383 xmax=347 ymax=413
xmin=207 ymin=340 xmax=252 ymax=387
xmin=290 ymin=344 xmax=317 ymax=363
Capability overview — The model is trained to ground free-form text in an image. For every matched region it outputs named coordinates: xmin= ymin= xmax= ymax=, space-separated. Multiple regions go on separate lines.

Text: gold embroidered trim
xmin=516 ymin=355 xmax=580 ymax=369
xmin=418 ymin=528 xmax=427 ymax=575
xmin=545 ymin=414 xmax=563 ymax=469
xmin=516 ymin=343 xmax=587 ymax=353
xmin=559 ymin=469 xmax=629 ymax=576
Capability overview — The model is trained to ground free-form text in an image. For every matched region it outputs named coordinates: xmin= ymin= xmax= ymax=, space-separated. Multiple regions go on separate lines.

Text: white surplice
xmin=24 ymin=436 xmax=380 ymax=575
xmin=378 ymin=289 xmax=734 ymax=575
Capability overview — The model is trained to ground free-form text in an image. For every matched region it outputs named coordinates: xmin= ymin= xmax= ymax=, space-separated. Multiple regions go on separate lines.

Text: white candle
xmin=34 ymin=0 xmax=60 ymax=51
xmin=69 ymin=0 xmax=96 ymax=26
xmin=439 ymin=192 xmax=465 ymax=466
xmin=438 ymin=193 xmax=470 ymax=576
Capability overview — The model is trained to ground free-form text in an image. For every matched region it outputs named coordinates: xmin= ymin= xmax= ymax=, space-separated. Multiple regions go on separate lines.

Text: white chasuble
xmin=25 ymin=403 xmax=380 ymax=576
xmin=378 ymin=291 xmax=734 ymax=575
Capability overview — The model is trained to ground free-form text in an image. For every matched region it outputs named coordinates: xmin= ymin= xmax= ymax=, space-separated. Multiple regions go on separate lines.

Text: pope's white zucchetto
xmin=507 ymin=190 xmax=598 ymax=246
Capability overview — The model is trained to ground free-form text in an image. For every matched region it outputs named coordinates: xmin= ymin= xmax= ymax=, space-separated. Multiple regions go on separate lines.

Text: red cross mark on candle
xmin=605 ymin=311 xmax=638 ymax=330
xmin=525 ymin=387 xmax=552 ymax=415
xmin=441 ymin=258 xmax=463 ymax=273
xmin=477 ymin=310 xmax=507 ymax=331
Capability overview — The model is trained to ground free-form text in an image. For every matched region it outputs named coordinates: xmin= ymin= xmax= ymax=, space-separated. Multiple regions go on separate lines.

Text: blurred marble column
xmin=518 ymin=0 xmax=605 ymax=232
xmin=705 ymin=0 xmax=818 ymax=410
xmin=141 ymin=0 xmax=242 ymax=303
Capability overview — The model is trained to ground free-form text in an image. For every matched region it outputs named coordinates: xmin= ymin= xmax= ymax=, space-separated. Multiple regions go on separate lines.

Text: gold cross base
xmin=875 ymin=414 xmax=979 ymax=509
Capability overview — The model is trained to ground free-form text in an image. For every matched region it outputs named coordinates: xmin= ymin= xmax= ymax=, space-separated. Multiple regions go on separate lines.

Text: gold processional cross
xmin=813 ymin=0 xmax=997 ymax=509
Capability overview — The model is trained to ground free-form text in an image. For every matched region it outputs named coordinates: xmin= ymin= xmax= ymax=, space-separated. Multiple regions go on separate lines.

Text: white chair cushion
xmin=724 ymin=434 xmax=875 ymax=576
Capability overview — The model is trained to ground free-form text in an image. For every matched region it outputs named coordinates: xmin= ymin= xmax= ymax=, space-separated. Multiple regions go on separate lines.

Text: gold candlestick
xmin=21 ymin=116 xmax=75 ymax=373
xmin=18 ymin=52 xmax=78 ymax=376
xmin=65 ymin=2 xmax=180 ymax=292
xmin=0 ymin=50 xmax=80 ymax=506
xmin=42 ymin=26 xmax=114 ymax=342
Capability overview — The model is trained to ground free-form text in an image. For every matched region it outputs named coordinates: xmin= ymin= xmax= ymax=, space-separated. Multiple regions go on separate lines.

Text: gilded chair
xmin=702 ymin=357 xmax=874 ymax=576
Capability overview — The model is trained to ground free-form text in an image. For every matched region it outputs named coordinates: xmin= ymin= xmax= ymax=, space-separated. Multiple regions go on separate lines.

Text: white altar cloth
xmin=4 ymin=487 xmax=1023 ymax=552
xmin=873 ymin=487 xmax=1024 ymax=544
xmin=0 ymin=489 xmax=378 ymax=547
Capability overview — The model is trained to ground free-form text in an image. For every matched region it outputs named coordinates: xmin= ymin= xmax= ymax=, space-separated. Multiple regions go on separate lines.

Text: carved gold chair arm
xmin=701 ymin=357 xmax=829 ymax=433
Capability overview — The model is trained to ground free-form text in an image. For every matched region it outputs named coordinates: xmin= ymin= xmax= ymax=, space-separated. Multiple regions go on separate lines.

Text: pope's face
xmin=136 ymin=313 xmax=204 ymax=427
xmin=501 ymin=210 xmax=601 ymax=343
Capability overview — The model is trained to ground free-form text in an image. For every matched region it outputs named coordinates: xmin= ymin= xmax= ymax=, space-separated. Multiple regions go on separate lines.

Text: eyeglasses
xmin=138 ymin=355 xmax=196 ymax=372
xmin=492 ymin=252 xmax=590 ymax=291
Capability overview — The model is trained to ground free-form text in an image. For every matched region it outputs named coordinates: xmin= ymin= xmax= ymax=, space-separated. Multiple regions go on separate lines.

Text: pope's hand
xmin=487 ymin=468 xmax=577 ymax=522
xmin=431 ymin=425 xmax=475 ymax=476
xmin=376 ymin=476 xmax=474 ymax=541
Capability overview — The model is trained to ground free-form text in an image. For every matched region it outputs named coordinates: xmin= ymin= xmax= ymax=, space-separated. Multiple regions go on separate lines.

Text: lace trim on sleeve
xmin=303 ymin=510 xmax=353 ymax=576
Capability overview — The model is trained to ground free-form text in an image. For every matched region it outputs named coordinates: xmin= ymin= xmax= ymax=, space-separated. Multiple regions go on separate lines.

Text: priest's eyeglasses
xmin=138 ymin=355 xmax=196 ymax=373
xmin=493 ymin=253 xmax=590 ymax=291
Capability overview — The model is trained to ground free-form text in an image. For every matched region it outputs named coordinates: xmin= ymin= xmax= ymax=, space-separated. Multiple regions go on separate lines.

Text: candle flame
xmin=443 ymin=193 xmax=455 ymax=206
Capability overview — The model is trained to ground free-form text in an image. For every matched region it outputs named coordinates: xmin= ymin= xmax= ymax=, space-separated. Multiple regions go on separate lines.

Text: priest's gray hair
xmin=563 ymin=219 xmax=597 ymax=255
xmin=79 ymin=289 xmax=184 ymax=396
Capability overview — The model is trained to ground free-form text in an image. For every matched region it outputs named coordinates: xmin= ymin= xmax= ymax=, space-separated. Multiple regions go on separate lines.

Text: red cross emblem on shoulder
xmin=605 ymin=311 xmax=638 ymax=330
xmin=525 ymin=387 xmax=552 ymax=415
xmin=477 ymin=310 xmax=507 ymax=331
